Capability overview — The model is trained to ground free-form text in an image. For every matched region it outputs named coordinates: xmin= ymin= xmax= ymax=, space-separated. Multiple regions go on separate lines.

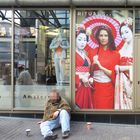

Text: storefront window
xmin=14 ymin=10 xmax=70 ymax=109
xmin=75 ymin=10 xmax=133 ymax=110
xmin=0 ymin=10 xmax=12 ymax=109
xmin=135 ymin=11 xmax=140 ymax=33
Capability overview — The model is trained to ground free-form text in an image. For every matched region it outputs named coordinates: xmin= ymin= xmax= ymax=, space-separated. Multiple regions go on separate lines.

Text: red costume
xmin=114 ymin=56 xmax=133 ymax=109
xmin=88 ymin=47 xmax=120 ymax=109
xmin=75 ymin=50 xmax=93 ymax=109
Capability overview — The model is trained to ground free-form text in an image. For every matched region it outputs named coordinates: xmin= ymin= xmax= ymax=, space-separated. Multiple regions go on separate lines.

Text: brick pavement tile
xmin=0 ymin=117 xmax=140 ymax=140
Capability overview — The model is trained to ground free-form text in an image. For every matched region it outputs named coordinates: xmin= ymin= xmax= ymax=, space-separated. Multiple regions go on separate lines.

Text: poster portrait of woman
xmin=114 ymin=18 xmax=133 ymax=110
xmin=75 ymin=26 xmax=93 ymax=109
xmin=75 ymin=10 xmax=133 ymax=110
xmin=88 ymin=26 xmax=120 ymax=109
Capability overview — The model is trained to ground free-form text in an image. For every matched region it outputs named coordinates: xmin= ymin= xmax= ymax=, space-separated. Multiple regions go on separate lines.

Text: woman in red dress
xmin=75 ymin=29 xmax=93 ymax=109
xmin=114 ymin=18 xmax=133 ymax=109
xmin=89 ymin=26 xmax=120 ymax=109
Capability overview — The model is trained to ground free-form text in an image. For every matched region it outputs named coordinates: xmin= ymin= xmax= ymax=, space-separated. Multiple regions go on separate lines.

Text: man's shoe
xmin=44 ymin=134 xmax=58 ymax=140
xmin=62 ymin=131 xmax=70 ymax=139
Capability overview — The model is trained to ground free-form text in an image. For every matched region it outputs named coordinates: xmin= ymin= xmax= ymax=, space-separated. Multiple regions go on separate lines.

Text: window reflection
xmin=13 ymin=10 xmax=70 ymax=109
xmin=0 ymin=10 xmax=12 ymax=109
xmin=14 ymin=10 xmax=70 ymax=86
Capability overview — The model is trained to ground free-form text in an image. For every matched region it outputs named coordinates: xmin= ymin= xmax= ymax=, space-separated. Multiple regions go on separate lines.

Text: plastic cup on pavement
xmin=86 ymin=122 xmax=92 ymax=130
xmin=25 ymin=129 xmax=31 ymax=136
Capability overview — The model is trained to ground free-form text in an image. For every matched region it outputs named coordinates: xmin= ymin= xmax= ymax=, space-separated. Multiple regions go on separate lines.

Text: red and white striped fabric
xmin=76 ymin=66 xmax=90 ymax=72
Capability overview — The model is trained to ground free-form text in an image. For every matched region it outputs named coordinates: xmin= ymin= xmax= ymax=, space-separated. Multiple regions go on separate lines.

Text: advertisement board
xmin=75 ymin=10 xmax=133 ymax=110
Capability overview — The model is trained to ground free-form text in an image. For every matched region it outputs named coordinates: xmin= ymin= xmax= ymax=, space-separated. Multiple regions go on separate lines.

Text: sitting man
xmin=39 ymin=89 xmax=71 ymax=140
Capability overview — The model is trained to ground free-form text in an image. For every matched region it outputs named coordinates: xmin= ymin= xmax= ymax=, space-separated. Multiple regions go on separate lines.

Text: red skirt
xmin=76 ymin=84 xmax=93 ymax=109
xmin=93 ymin=81 xmax=114 ymax=109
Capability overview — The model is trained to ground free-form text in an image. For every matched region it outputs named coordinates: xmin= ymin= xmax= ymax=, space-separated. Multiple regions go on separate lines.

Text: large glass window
xmin=0 ymin=10 xmax=12 ymax=109
xmin=14 ymin=10 xmax=70 ymax=109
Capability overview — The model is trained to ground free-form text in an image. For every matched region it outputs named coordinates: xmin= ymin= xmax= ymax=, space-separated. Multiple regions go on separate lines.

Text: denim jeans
xmin=54 ymin=57 xmax=65 ymax=84
xmin=40 ymin=110 xmax=70 ymax=138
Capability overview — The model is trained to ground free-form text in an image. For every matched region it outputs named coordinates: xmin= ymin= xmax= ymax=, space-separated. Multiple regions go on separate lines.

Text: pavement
xmin=0 ymin=117 xmax=140 ymax=140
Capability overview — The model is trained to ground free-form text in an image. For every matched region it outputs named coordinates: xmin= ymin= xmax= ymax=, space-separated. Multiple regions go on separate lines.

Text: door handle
xmin=138 ymin=81 xmax=140 ymax=84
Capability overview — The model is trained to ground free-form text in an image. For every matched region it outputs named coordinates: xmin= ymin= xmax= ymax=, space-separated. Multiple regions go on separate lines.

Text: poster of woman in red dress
xmin=88 ymin=26 xmax=120 ymax=109
xmin=75 ymin=10 xmax=133 ymax=110
xmin=75 ymin=27 xmax=93 ymax=109
xmin=114 ymin=18 xmax=133 ymax=109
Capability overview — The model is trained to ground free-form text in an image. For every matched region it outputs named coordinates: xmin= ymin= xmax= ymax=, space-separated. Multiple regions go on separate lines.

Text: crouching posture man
xmin=40 ymin=89 xmax=71 ymax=140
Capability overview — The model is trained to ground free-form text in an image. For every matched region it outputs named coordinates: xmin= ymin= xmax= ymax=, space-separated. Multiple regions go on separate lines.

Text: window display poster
xmin=75 ymin=10 xmax=133 ymax=110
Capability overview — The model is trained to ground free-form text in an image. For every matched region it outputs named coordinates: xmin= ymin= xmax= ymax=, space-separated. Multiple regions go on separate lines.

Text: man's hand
xmin=37 ymin=120 xmax=43 ymax=124
xmin=53 ymin=110 xmax=60 ymax=118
